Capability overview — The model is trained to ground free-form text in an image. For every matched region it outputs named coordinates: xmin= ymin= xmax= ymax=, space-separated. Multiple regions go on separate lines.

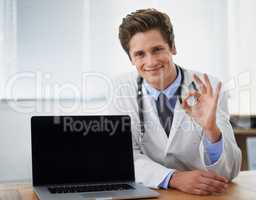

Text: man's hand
xmin=182 ymin=74 xmax=222 ymax=143
xmin=169 ymin=170 xmax=229 ymax=195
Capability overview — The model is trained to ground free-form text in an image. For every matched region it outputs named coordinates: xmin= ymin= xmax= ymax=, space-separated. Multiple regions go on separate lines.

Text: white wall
xmin=0 ymin=0 xmax=17 ymax=98
xmin=226 ymin=0 xmax=256 ymax=115
xmin=14 ymin=0 xmax=89 ymax=99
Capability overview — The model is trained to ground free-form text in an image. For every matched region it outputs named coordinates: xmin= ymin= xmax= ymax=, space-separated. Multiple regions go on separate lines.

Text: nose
xmin=145 ymin=54 xmax=158 ymax=68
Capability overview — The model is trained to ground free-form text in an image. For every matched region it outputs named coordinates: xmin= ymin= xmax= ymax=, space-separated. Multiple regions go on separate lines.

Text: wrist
xmin=169 ymin=170 xmax=180 ymax=188
xmin=204 ymin=124 xmax=221 ymax=143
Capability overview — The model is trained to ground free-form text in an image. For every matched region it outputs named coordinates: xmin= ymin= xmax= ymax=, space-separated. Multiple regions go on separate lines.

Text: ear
xmin=171 ymin=42 xmax=177 ymax=55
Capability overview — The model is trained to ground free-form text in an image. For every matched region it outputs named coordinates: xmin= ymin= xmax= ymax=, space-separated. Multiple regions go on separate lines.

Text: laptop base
xmin=34 ymin=182 xmax=159 ymax=200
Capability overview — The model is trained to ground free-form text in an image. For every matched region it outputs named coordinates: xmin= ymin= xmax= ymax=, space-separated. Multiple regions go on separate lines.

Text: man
xmin=108 ymin=8 xmax=241 ymax=195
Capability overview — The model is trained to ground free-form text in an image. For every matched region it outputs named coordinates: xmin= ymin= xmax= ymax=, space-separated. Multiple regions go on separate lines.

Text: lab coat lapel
xmin=141 ymin=85 xmax=168 ymax=148
xmin=164 ymin=101 xmax=186 ymax=154
xmin=165 ymin=68 xmax=194 ymax=153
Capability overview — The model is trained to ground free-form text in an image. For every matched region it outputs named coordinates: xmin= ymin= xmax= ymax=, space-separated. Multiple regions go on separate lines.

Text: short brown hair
xmin=119 ymin=8 xmax=175 ymax=58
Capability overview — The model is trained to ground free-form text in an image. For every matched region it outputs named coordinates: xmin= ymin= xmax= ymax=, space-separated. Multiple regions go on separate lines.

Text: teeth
xmin=146 ymin=66 xmax=162 ymax=71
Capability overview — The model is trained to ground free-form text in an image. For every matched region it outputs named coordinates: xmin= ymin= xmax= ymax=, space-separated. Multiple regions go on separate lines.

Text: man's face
xmin=129 ymin=29 xmax=177 ymax=89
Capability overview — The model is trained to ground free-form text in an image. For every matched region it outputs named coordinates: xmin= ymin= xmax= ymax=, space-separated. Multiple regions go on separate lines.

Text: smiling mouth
xmin=144 ymin=66 xmax=163 ymax=72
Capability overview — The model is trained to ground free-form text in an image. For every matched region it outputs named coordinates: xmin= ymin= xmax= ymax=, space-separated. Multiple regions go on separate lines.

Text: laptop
xmin=31 ymin=115 xmax=159 ymax=200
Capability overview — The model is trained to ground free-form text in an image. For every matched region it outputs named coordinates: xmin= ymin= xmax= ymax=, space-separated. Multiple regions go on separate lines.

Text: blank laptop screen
xmin=31 ymin=116 xmax=135 ymax=186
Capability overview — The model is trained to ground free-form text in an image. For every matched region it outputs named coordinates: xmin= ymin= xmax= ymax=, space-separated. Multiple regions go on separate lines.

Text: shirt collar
xmin=143 ymin=66 xmax=182 ymax=101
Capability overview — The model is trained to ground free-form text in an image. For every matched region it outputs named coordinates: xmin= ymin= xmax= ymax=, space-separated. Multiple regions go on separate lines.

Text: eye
xmin=134 ymin=51 xmax=145 ymax=58
xmin=153 ymin=47 xmax=164 ymax=53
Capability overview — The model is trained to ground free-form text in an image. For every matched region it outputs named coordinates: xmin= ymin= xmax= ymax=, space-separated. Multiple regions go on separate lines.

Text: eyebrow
xmin=152 ymin=45 xmax=165 ymax=49
xmin=132 ymin=50 xmax=144 ymax=56
xmin=132 ymin=45 xmax=165 ymax=55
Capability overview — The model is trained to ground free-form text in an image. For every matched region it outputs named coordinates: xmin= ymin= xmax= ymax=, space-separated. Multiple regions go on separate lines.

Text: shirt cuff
xmin=158 ymin=169 xmax=175 ymax=189
xmin=203 ymin=135 xmax=223 ymax=165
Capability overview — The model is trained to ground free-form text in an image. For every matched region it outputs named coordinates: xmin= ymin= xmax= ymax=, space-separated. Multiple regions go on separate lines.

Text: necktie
xmin=156 ymin=93 xmax=173 ymax=137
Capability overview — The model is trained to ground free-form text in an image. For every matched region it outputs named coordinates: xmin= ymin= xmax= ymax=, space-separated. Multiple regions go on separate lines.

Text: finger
xmin=193 ymin=74 xmax=207 ymax=94
xmin=199 ymin=177 xmax=228 ymax=192
xmin=214 ymin=82 xmax=222 ymax=102
xmin=208 ymin=170 xmax=229 ymax=183
xmin=183 ymin=91 xmax=200 ymax=102
xmin=193 ymin=189 xmax=210 ymax=195
xmin=203 ymin=74 xmax=213 ymax=95
xmin=182 ymin=98 xmax=192 ymax=114
xmin=182 ymin=92 xmax=200 ymax=113
xmin=197 ymin=183 xmax=226 ymax=194
xmin=202 ymin=170 xmax=229 ymax=183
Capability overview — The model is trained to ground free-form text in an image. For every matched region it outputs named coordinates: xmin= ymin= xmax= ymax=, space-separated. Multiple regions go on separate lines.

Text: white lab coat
xmin=108 ymin=68 xmax=241 ymax=188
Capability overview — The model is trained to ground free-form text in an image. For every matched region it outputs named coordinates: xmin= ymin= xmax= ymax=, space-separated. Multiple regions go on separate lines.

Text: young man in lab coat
xmin=109 ymin=8 xmax=241 ymax=195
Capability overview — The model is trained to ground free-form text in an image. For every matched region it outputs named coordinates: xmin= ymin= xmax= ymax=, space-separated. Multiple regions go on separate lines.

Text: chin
xmin=144 ymin=75 xmax=162 ymax=86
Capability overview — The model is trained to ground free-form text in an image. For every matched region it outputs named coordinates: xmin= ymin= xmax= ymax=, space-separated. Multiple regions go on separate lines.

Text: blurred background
xmin=0 ymin=0 xmax=255 ymax=182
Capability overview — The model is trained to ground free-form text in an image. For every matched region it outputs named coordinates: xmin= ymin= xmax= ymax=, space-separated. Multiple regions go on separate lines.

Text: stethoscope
xmin=136 ymin=64 xmax=198 ymax=144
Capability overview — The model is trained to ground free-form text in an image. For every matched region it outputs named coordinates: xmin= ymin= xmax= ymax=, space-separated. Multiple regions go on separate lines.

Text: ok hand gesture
xmin=182 ymin=74 xmax=222 ymax=143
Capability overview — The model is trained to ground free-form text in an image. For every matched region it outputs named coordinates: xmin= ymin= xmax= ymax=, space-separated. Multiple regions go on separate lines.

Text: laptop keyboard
xmin=48 ymin=183 xmax=134 ymax=193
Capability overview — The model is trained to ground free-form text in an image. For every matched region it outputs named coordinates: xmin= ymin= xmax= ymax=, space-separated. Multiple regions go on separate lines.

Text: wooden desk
xmin=0 ymin=171 xmax=255 ymax=200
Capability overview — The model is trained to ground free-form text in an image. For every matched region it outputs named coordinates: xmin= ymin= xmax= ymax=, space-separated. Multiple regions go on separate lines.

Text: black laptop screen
xmin=31 ymin=116 xmax=135 ymax=186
